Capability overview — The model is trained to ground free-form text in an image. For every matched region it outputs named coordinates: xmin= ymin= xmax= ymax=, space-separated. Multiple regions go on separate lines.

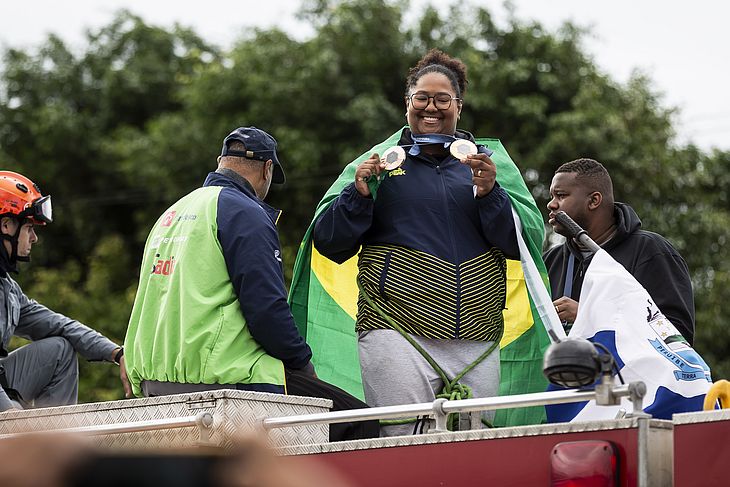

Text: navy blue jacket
xmin=313 ymin=130 xmax=519 ymax=265
xmin=205 ymin=170 xmax=312 ymax=369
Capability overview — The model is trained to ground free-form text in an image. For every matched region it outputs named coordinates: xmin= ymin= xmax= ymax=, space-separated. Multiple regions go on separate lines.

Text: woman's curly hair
xmin=405 ymin=48 xmax=468 ymax=98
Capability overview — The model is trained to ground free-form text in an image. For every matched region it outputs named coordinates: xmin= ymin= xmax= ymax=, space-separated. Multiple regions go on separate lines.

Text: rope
xmin=357 ymin=278 xmax=503 ymax=431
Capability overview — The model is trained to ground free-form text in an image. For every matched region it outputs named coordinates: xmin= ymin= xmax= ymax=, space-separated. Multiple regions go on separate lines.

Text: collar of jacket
xmin=610 ymin=202 xmax=641 ymax=247
xmin=205 ymin=169 xmax=282 ymax=225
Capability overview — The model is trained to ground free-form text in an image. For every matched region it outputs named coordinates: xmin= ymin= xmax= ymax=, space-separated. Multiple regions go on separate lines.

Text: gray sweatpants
xmin=1 ymin=337 xmax=79 ymax=409
xmin=358 ymin=329 xmax=500 ymax=437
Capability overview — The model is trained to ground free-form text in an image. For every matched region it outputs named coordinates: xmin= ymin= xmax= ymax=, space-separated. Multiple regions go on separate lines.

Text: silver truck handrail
xmin=0 ymin=411 xmax=214 ymax=442
xmin=263 ymin=382 xmax=645 ymax=433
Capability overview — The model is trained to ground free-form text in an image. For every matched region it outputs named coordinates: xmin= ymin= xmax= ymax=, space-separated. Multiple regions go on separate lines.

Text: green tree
xmin=1 ymin=11 xmax=219 ymax=401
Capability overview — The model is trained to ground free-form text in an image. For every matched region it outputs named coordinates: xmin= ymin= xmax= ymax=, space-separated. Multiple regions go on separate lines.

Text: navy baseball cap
xmin=220 ymin=126 xmax=285 ymax=184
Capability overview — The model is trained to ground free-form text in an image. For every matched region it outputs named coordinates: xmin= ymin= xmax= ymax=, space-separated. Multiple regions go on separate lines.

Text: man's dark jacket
xmin=543 ymin=202 xmax=695 ymax=344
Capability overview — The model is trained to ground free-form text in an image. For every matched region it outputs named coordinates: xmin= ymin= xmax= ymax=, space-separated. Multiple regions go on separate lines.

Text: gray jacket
xmin=0 ymin=274 xmax=118 ymax=410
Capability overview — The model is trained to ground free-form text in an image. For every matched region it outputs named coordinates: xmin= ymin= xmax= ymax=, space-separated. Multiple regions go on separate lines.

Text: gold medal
xmin=449 ymin=139 xmax=478 ymax=161
xmin=381 ymin=146 xmax=406 ymax=170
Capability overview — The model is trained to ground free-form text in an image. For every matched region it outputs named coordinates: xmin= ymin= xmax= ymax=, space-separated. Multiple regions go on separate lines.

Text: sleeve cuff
xmin=342 ymin=183 xmax=375 ymax=214
xmin=476 ymin=182 xmax=508 ymax=208
xmin=86 ymin=340 xmax=121 ymax=363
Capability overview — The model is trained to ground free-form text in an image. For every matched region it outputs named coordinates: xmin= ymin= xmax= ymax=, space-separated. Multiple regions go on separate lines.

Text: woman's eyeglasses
xmin=408 ymin=92 xmax=461 ymax=110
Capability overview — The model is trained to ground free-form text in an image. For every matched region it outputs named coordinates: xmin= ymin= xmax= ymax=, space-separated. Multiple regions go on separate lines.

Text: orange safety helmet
xmin=0 ymin=171 xmax=52 ymax=225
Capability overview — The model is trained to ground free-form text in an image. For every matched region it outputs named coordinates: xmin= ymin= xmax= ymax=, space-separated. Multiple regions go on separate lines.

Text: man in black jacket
xmin=543 ymin=158 xmax=695 ymax=344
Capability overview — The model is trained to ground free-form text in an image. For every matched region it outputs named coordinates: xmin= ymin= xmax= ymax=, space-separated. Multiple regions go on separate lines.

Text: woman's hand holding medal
xmin=464 ymin=153 xmax=497 ymax=198
xmin=355 ymin=147 xmax=406 ymax=197
xmin=450 ymin=140 xmax=496 ymax=198
xmin=354 ymin=153 xmax=385 ymax=197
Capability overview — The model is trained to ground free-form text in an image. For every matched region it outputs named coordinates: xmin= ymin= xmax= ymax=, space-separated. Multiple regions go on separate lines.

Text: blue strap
xmin=408 ymin=134 xmax=457 ymax=156
xmin=563 ymin=253 xmax=575 ymax=298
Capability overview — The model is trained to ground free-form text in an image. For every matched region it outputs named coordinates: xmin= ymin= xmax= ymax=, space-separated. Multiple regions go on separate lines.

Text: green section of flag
xmin=478 ymin=136 xmax=551 ymax=426
xmin=494 ymin=294 xmax=551 ymax=426
xmin=289 ymin=128 xmax=550 ymax=425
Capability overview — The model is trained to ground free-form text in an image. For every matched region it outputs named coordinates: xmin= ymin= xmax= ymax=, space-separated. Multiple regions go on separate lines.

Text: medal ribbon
xmin=408 ymin=133 xmax=457 ymax=156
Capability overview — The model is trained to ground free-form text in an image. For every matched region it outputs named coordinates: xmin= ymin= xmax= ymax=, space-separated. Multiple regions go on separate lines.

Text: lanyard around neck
xmin=563 ymin=253 xmax=575 ymax=298
xmin=408 ymin=134 xmax=457 ymax=156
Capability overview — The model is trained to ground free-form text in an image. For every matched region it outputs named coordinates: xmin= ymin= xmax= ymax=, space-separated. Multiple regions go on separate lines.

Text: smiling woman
xmin=312 ymin=49 xmax=523 ymax=437
xmin=404 ymin=51 xmax=463 ymax=138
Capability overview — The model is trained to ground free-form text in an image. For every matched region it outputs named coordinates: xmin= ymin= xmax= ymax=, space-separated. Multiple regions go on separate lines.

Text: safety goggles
xmin=21 ymin=195 xmax=53 ymax=224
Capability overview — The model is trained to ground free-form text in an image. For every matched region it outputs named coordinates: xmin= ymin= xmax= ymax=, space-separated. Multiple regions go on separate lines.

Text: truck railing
xmin=262 ymin=381 xmax=647 ymax=433
xmin=0 ymin=380 xmax=645 ymax=440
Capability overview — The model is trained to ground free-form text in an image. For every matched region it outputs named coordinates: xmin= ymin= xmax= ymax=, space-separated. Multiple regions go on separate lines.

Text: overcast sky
xmin=1 ymin=0 xmax=728 ymax=151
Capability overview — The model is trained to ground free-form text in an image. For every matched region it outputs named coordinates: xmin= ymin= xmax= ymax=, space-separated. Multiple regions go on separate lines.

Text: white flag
xmin=546 ymin=249 xmax=711 ymax=422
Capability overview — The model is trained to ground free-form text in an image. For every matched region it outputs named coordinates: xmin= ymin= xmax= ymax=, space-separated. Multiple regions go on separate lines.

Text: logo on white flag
xmin=649 ymin=338 xmax=711 ymax=382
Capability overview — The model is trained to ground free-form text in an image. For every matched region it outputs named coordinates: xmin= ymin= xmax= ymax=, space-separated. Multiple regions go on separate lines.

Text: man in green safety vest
xmin=124 ymin=126 xmax=377 ymax=441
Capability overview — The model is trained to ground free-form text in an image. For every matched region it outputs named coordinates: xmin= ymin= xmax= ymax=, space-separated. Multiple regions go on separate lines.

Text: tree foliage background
xmin=1 ymin=0 xmax=728 ymax=403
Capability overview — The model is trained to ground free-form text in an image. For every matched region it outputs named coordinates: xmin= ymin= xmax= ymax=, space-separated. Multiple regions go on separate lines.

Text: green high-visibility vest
xmin=124 ymin=186 xmax=284 ymax=397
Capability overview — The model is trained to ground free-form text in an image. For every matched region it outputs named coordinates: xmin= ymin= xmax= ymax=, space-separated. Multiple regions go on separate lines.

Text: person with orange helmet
xmin=0 ymin=171 xmax=130 ymax=412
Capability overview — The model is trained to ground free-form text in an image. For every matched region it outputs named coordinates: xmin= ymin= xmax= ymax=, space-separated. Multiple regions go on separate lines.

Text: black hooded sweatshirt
xmin=543 ymin=202 xmax=695 ymax=344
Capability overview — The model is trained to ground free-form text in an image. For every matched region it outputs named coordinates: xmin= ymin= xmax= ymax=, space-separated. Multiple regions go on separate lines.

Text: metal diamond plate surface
xmin=0 ymin=390 xmax=331 ymax=450
xmin=673 ymin=408 xmax=730 ymax=424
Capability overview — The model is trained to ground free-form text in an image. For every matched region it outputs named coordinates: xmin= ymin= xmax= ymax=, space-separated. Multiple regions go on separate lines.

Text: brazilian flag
xmin=289 ymin=128 xmax=551 ymax=426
